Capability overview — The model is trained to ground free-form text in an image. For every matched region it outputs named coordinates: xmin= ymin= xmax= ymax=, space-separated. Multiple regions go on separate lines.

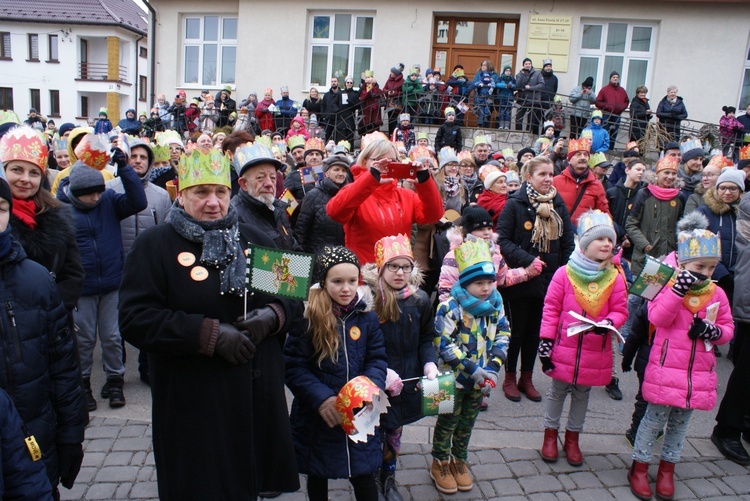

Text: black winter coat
xmin=231 ymin=189 xmax=300 ymax=251
xmin=293 ymin=178 xmax=345 ymax=254
xmin=656 ymin=96 xmax=687 ymax=138
xmin=320 ymin=88 xmax=341 ymax=125
xmin=119 ymin=223 xmax=301 ymax=500
xmin=496 ymin=183 xmax=575 ymax=299
xmin=0 ymin=240 xmax=87 ymax=490
xmin=284 ymin=169 xmax=316 ymax=202
xmin=10 ymin=205 xmax=84 ymax=312
xmin=621 ymin=299 xmax=651 ymax=376
xmin=284 ymin=296 xmax=387 ymax=479
xmin=606 ymin=180 xmax=644 ymax=237
xmin=434 ymin=121 xmax=462 ymax=152
xmin=629 ymin=97 xmax=651 ymax=141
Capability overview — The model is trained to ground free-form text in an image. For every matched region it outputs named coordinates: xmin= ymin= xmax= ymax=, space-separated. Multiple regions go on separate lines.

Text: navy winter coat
xmin=57 ymin=164 xmax=147 ymax=296
xmin=695 ymin=188 xmax=738 ymax=281
xmin=284 ymin=296 xmax=387 ymax=479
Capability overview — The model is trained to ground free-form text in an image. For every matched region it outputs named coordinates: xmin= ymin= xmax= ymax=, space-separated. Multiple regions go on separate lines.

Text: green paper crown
xmin=454 ymin=239 xmax=492 ymax=274
xmin=288 ymin=135 xmax=305 ymax=151
xmin=473 ymin=135 xmax=490 ymax=148
xmin=588 ymin=152 xmax=608 ymax=168
xmin=178 ymin=149 xmax=231 ymax=191
xmin=255 ymin=136 xmax=273 ymax=149
xmin=153 ymin=144 xmax=170 ymax=163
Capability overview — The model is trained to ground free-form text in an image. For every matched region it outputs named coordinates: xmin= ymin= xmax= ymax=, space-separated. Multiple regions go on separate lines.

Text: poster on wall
xmin=526 ymin=15 xmax=572 ymax=72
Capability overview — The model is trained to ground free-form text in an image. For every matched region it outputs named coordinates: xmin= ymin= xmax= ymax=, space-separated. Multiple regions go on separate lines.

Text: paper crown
xmin=337 ymin=140 xmax=351 ymax=152
xmin=331 ymin=145 xmax=349 ymax=156
xmin=271 ymin=144 xmax=285 ymax=156
xmin=455 ymin=238 xmax=493 ymax=274
xmin=152 ymin=144 xmax=170 ymax=163
xmin=457 ymin=150 xmax=475 ymax=164
xmin=0 ymin=110 xmax=20 ymax=126
xmin=626 ymin=141 xmax=639 ymax=151
xmin=444 ymin=107 xmax=456 ymax=116
xmin=580 ymin=129 xmax=593 ymax=140
xmin=568 ymin=137 xmax=592 ymax=155
xmin=53 ymin=139 xmax=68 ymax=152
xmin=364 ymin=69 xmax=374 ymax=78
xmin=502 ymin=147 xmax=515 ymax=160
xmin=416 ymin=131 xmax=429 ymax=141
xmin=409 ymin=145 xmax=433 ymax=162
xmin=543 ymin=120 xmax=555 ymax=130
xmin=577 ymin=209 xmax=614 ymax=237
xmin=178 ymin=148 xmax=231 ymax=191
xmin=304 ymin=137 xmax=325 ymax=154
xmin=707 ymin=154 xmax=734 ymax=170
xmin=591 ymin=110 xmax=603 ymax=119
xmin=374 ymin=234 xmax=413 ymax=270
xmin=255 ymin=135 xmax=273 ymax=149
xmin=472 ymin=135 xmax=490 ymax=148
xmin=156 ymin=130 xmax=184 ymax=147
xmin=399 ymin=113 xmax=411 ymax=123
xmin=679 ymin=138 xmax=703 ymax=155
xmin=232 ymin=144 xmax=281 ymax=175
xmin=478 ymin=163 xmax=502 ymax=182
xmin=588 ymin=152 xmax=610 ymax=168
xmin=360 ymin=131 xmax=390 ymax=151
xmin=99 ymin=107 xmax=108 ymax=115
xmin=439 ymin=146 xmax=457 ymax=162
xmin=0 ymin=125 xmax=49 ymax=171
xmin=678 ymin=229 xmax=720 ymax=263
xmin=335 ymin=375 xmax=388 ymax=439
xmin=740 ymin=144 xmax=750 ymax=161
xmin=74 ymin=134 xmax=110 ymax=170
xmin=656 ymin=156 xmax=680 ymax=173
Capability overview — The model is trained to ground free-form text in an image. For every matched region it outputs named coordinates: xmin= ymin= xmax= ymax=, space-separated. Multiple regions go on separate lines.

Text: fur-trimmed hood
xmin=10 ymin=205 xmax=76 ymax=265
xmin=703 ymin=186 xmax=738 ymax=216
xmin=360 ymin=261 xmax=424 ymax=296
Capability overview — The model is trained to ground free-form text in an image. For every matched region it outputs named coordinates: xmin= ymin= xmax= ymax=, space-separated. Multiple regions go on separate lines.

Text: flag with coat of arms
xmin=246 ymin=244 xmax=315 ymax=300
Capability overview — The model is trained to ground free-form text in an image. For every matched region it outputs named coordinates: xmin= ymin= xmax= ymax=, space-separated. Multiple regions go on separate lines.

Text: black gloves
xmin=57 ymin=443 xmax=84 ymax=489
xmin=416 ymin=169 xmax=430 ymax=184
xmin=215 ymin=323 xmax=255 ymax=365
xmin=538 ymin=339 xmax=555 ymax=373
xmin=671 ymin=269 xmax=699 ymax=297
xmin=591 ymin=319 xmax=613 ymax=336
xmin=621 ymin=359 xmax=632 ymax=373
xmin=687 ymin=317 xmax=722 ymax=341
xmin=234 ymin=306 xmax=279 ymax=346
xmin=110 ymin=147 xmax=128 ymax=170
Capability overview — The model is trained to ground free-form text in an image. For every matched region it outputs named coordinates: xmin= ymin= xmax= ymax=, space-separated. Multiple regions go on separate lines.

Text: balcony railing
xmin=78 ymin=62 xmax=128 ymax=82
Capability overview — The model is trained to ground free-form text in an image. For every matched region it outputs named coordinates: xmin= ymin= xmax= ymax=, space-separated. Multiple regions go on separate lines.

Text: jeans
xmin=632 ymin=403 xmax=693 ymax=463
xmin=543 ymin=379 xmax=592 ymax=432
xmin=628 ymin=371 xmax=648 ymax=434
xmin=76 ymin=290 xmax=124 ymax=379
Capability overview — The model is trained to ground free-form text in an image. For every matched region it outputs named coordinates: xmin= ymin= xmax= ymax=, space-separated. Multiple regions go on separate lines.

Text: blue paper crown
xmin=679 ymin=138 xmax=703 ymax=155
xmin=577 ymin=209 xmax=613 ymax=238
xmin=677 ymin=229 xmax=721 ymax=263
xmin=233 ymin=144 xmax=276 ymax=175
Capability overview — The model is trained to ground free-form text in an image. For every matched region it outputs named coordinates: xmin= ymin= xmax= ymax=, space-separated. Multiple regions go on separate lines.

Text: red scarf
xmin=12 ymin=198 xmax=38 ymax=229
xmin=647 ymin=184 xmax=679 ymax=201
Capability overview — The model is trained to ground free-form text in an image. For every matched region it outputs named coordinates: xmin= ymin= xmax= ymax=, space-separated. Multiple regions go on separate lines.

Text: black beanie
xmin=58 ymin=123 xmax=75 ymax=137
xmin=517 ymin=147 xmax=536 ymax=162
xmin=609 ymin=71 xmax=620 ymax=79
xmin=0 ymin=174 xmax=12 ymax=211
xmin=582 ymin=76 xmax=594 ymax=88
xmin=522 ymin=58 xmax=532 ymax=66
xmin=313 ymin=246 xmax=360 ymax=284
xmin=69 ymin=162 xmax=105 ymax=197
xmin=461 ymin=206 xmax=493 ymax=233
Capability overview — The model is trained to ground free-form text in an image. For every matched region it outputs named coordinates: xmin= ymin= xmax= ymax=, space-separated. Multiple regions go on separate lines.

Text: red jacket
xmin=254 ymin=98 xmax=276 ymax=132
xmin=326 ymin=165 xmax=444 ymax=264
xmin=595 ymin=83 xmax=629 ymax=116
xmin=552 ymin=168 xmax=610 ymax=225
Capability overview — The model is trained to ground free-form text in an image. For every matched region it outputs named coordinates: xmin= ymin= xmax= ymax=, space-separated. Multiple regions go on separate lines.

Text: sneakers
xmin=430 ymin=458 xmax=457 ymax=494
xmin=449 ymin=457 xmax=473 ymax=491
xmin=605 ymin=377 xmax=623 ymax=400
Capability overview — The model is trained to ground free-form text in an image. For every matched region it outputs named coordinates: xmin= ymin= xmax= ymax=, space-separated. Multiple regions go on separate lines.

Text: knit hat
xmin=609 ymin=71 xmax=620 ymax=79
xmin=58 ymin=122 xmax=75 ymax=138
xmin=313 ymin=245 xmax=360 ymax=284
xmin=461 ymin=205 xmax=493 ymax=233
xmin=374 ymin=234 xmax=413 ymax=271
xmin=517 ymin=147 xmax=536 ymax=162
xmin=484 ymin=169 xmax=507 ymax=191
xmin=522 ymin=57 xmax=532 ymax=66
xmin=322 ymin=154 xmax=351 ymax=173
xmin=677 ymin=212 xmax=720 ymax=264
xmin=715 ymin=167 xmax=746 ymax=193
xmin=68 ymin=161 xmax=105 ymax=197
xmin=455 ymin=238 xmax=495 ymax=288
xmin=662 ymin=141 xmax=680 ymax=154
xmin=680 ymin=138 xmax=704 ymax=164
xmin=582 ymin=76 xmax=594 ymax=88
xmin=99 ymin=107 xmax=108 ymax=117
xmin=391 ymin=63 xmax=405 ymax=76
xmin=505 ymin=170 xmax=520 ymax=186
xmin=577 ymin=210 xmax=616 ymax=252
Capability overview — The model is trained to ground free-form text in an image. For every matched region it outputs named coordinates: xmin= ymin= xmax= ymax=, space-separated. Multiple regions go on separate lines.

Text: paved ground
xmin=65 ymin=343 xmax=749 ymax=500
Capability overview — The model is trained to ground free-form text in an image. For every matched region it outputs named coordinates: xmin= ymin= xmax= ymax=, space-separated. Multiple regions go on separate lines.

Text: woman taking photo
xmin=496 ymin=156 xmax=575 ymax=402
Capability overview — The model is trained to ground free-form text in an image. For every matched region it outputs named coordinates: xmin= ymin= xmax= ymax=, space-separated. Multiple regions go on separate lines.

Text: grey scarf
xmin=167 ymin=204 xmax=246 ymax=296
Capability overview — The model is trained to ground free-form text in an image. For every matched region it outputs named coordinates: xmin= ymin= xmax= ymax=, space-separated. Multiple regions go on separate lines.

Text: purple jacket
xmin=540 ymin=265 xmax=628 ymax=386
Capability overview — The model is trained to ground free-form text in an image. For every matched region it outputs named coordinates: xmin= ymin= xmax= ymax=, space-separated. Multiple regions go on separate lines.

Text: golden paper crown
xmin=409 ymin=145 xmax=433 ymax=162
xmin=178 ymin=148 xmax=231 ymax=192
xmin=335 ymin=375 xmax=382 ymax=436
xmin=304 ymin=137 xmax=324 ymax=153
xmin=360 ymin=131 xmax=390 ymax=151
xmin=0 ymin=124 xmax=49 ymax=171
xmin=374 ymin=234 xmax=413 ymax=270
xmin=707 ymin=154 xmax=734 ymax=170
xmin=569 ymin=137 xmax=592 ymax=155
xmin=740 ymin=144 xmax=750 ymax=161
xmin=74 ymin=133 xmax=111 ymax=170
xmin=454 ymin=238 xmax=493 ymax=274
xmin=626 ymin=141 xmax=639 ymax=151
xmin=678 ymin=229 xmax=720 ymax=263
xmin=656 ymin=156 xmax=680 ymax=173
xmin=472 ymin=135 xmax=490 ymax=148
xmin=457 ymin=150 xmax=475 ymax=165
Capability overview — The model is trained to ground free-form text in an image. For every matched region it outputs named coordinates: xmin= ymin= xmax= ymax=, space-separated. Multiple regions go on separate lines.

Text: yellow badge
xmin=24 ymin=435 xmax=42 ymax=461
xmin=177 ymin=252 xmax=196 ymax=267
xmin=670 ymin=200 xmax=677 ymax=207
xmin=349 ymin=326 xmax=361 ymax=341
xmin=688 ymin=296 xmax=700 ymax=307
xmin=587 ymin=282 xmax=599 ymax=293
xmin=190 ymin=266 xmax=209 ymax=281
xmin=524 ymin=221 xmax=533 ymax=231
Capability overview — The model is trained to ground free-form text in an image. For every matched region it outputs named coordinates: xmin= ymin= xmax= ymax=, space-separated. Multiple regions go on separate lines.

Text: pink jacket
xmin=539 ymin=265 xmax=629 ymax=386
xmin=644 ymin=255 xmax=734 ymax=411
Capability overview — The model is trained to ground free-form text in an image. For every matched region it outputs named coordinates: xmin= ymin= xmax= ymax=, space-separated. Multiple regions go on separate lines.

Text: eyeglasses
xmin=717 ymin=185 xmax=740 ymax=193
xmin=385 ymin=263 xmax=413 ymax=273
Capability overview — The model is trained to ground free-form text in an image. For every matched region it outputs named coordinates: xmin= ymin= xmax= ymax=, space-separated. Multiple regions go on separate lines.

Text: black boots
xmin=107 ymin=376 xmax=126 ymax=408
xmin=83 ymin=377 xmax=97 ymax=411
xmin=380 ymin=470 xmax=403 ymax=501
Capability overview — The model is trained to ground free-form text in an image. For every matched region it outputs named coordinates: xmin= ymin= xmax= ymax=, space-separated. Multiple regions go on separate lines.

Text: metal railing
xmin=78 ymin=62 xmax=128 ymax=82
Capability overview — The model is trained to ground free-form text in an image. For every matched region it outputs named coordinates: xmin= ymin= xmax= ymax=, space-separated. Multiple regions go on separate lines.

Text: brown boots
xmin=502 ymin=372 xmax=521 ymax=401
xmin=541 ymin=428 xmax=559 ymax=462
xmin=517 ymin=371 xmax=542 ymax=401
xmin=628 ymin=460 xmax=653 ymax=500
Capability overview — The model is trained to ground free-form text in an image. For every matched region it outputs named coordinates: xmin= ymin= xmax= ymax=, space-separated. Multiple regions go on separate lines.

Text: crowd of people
xmin=0 ymin=54 xmax=748 ymax=500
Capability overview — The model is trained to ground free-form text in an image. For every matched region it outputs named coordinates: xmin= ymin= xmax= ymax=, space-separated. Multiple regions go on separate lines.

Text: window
xmin=0 ymin=32 xmax=10 ymax=60
xmin=80 ymin=96 xmax=88 ymax=118
xmin=577 ymin=21 xmax=656 ymax=99
xmin=139 ymin=46 xmax=147 ymax=58
xmin=139 ymin=75 xmax=147 ymax=101
xmin=48 ymin=35 xmax=58 ymax=62
xmin=182 ymin=15 xmax=237 ymax=86
xmin=307 ymin=12 xmax=374 ymax=87
xmin=740 ymin=40 xmax=750 ymax=109
xmin=27 ymin=34 xmax=39 ymax=61
xmin=29 ymin=89 xmax=40 ymax=112
xmin=0 ymin=88 xmax=12 ymax=109
xmin=49 ymin=90 xmax=59 ymax=116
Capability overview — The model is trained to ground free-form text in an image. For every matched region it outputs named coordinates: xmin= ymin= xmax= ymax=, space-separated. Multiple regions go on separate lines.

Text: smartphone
xmin=383 ymin=162 xmax=417 ymax=179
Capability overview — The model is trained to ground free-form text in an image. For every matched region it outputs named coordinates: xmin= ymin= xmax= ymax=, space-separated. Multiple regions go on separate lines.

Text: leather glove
xmin=234 ymin=306 xmax=279 ymax=346
xmin=687 ymin=317 xmax=722 ymax=341
xmin=481 ymin=370 xmax=499 ymax=395
xmin=318 ymin=396 xmax=342 ymax=428
xmin=538 ymin=339 xmax=555 ymax=373
xmin=592 ymin=319 xmax=613 ymax=335
xmin=385 ymin=368 xmax=404 ymax=396
xmin=671 ymin=269 xmax=699 ymax=297
xmin=214 ymin=323 xmax=255 ymax=365
xmin=423 ymin=362 xmax=439 ymax=380
xmin=469 ymin=367 xmax=492 ymax=386
xmin=57 ymin=443 xmax=84 ymax=489
xmin=110 ymin=147 xmax=128 ymax=170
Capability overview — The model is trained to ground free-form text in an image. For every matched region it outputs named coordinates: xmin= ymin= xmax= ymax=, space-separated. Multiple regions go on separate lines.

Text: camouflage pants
xmin=431 ymin=387 xmax=483 ymax=461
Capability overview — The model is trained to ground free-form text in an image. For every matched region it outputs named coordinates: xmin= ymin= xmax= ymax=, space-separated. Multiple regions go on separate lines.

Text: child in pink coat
xmin=538 ymin=210 xmax=628 ymax=466
xmin=628 ymin=212 xmax=734 ymax=501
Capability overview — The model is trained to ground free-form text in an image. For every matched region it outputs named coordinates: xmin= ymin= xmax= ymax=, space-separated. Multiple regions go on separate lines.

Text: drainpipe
xmin=143 ymin=0 xmax=157 ymax=106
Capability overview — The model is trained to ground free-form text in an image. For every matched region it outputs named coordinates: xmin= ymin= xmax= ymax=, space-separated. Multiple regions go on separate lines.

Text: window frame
xmin=29 ymin=89 xmax=40 ymax=112
xmin=47 ymin=34 xmax=59 ymax=63
xmin=27 ymin=33 xmax=39 ymax=62
xmin=49 ymin=90 xmax=60 ymax=117
xmin=739 ymin=37 xmax=750 ymax=109
xmin=0 ymin=32 xmax=11 ymax=60
xmin=305 ymin=11 xmax=376 ymax=90
xmin=139 ymin=75 xmax=148 ymax=102
xmin=576 ymin=20 xmax=657 ymax=98
xmin=139 ymin=46 xmax=147 ymax=58
xmin=80 ymin=96 xmax=89 ymax=119
xmin=0 ymin=87 xmax=12 ymax=109
xmin=181 ymin=15 xmax=238 ymax=88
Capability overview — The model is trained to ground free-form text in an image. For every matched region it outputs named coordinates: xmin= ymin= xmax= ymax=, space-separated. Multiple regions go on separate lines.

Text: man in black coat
xmin=539 ymin=59 xmax=559 ymax=111
xmin=320 ymin=77 xmax=341 ymax=141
